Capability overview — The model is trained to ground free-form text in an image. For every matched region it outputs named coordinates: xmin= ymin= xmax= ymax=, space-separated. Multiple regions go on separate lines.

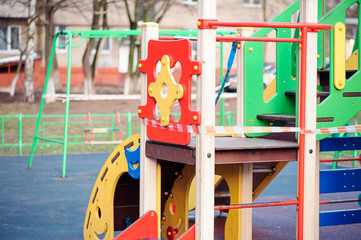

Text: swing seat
xmin=84 ymin=140 xmax=123 ymax=145
xmin=84 ymin=127 xmax=122 ymax=133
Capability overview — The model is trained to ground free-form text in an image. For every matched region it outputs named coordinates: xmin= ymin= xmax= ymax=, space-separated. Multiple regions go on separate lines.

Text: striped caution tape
xmin=142 ymin=118 xmax=361 ymax=135
xmin=44 ymin=94 xmax=141 ymax=102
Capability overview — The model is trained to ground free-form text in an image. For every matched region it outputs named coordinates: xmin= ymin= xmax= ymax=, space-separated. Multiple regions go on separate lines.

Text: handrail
xmin=208 ymin=21 xmax=332 ymax=30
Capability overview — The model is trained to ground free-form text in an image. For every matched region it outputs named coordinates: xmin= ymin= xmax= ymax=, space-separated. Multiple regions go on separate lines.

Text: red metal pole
xmin=320 ymin=199 xmax=361 ymax=205
xmin=214 ymin=200 xmax=299 ymax=210
xmin=159 ymin=35 xmax=301 ymax=43
xmin=208 ymin=21 xmax=332 ymax=30
xmin=297 ymin=27 xmax=309 ymax=240
xmin=213 ymin=198 xmax=360 ymax=211
xmin=216 ymin=36 xmax=301 ymax=43
xmin=320 ymin=157 xmax=361 ymax=163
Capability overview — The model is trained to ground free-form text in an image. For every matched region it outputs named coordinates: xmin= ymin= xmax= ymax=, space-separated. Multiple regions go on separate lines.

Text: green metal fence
xmin=0 ymin=111 xmax=236 ymax=156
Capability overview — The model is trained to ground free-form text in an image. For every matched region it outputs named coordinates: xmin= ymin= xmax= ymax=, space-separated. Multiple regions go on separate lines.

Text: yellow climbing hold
xmin=148 ymin=55 xmax=184 ymax=126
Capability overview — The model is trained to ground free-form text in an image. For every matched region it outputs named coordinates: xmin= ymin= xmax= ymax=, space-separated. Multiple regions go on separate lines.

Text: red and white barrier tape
xmin=263 ymin=63 xmax=276 ymax=71
xmin=44 ymin=94 xmax=140 ymax=102
xmin=142 ymin=119 xmax=361 ymax=135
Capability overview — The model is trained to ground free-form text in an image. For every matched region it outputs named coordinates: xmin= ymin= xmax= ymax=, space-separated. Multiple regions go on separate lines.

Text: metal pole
xmin=320 ymin=157 xmax=361 ymax=163
xmin=127 ymin=112 xmax=132 ymax=138
xmin=62 ymin=31 xmax=74 ymax=178
xmin=227 ymin=111 xmax=231 ymax=126
xmin=215 ymin=200 xmax=299 ymax=210
xmin=220 ymin=41 xmax=224 ymax=126
xmin=1 ymin=116 xmax=4 ymax=144
xmin=28 ymin=32 xmax=60 ymax=168
xmin=18 ymin=113 xmax=22 ymax=156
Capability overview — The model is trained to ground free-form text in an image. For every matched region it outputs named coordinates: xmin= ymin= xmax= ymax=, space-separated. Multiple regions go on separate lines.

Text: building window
xmin=55 ymin=25 xmax=67 ymax=53
xmin=0 ymin=25 xmax=21 ymax=51
xmin=182 ymin=0 xmax=197 ymax=5
xmin=243 ymin=0 xmax=262 ymax=7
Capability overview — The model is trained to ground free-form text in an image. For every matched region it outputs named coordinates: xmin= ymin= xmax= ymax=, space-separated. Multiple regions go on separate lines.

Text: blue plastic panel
xmin=320 ymin=209 xmax=361 ymax=226
xmin=320 ymin=136 xmax=361 ymax=152
xmin=125 ymin=146 xmax=140 ymax=179
xmin=320 ymin=169 xmax=361 ymax=194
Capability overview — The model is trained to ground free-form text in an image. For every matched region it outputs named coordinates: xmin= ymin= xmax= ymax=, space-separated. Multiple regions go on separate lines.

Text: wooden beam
xmin=299 ymin=1 xmax=319 ymax=239
xmin=237 ymin=27 xmax=254 ymax=240
xmin=139 ymin=23 xmax=159 ymax=216
xmin=196 ymin=1 xmax=216 ymax=239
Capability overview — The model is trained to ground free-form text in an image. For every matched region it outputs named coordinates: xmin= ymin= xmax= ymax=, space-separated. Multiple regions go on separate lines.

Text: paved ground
xmin=0 ymin=153 xmax=360 ymax=240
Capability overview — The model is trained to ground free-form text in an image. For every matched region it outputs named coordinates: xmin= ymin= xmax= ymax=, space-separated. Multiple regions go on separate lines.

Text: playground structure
xmin=84 ymin=0 xmax=361 ymax=239
xmin=26 ymin=0 xmax=361 ymax=239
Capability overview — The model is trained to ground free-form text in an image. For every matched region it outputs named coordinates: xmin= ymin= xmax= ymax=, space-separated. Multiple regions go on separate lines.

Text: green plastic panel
xmin=244 ymin=1 xmax=299 ymax=137
xmin=317 ymin=0 xmax=361 ymax=140
xmin=244 ymin=0 xmax=361 ymax=140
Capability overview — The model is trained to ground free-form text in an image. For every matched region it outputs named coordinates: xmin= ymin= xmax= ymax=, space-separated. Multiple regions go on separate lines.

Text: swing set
xmin=84 ymin=111 xmax=123 ymax=144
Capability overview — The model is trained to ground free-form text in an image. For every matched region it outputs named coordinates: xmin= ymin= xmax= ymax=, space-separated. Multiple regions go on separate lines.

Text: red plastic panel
xmin=177 ymin=225 xmax=195 ymax=240
xmin=114 ymin=210 xmax=158 ymax=240
xmin=138 ymin=39 xmax=202 ymax=145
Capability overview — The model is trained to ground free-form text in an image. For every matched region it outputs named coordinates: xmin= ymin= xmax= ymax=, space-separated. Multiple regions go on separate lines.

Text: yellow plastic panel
xmin=149 ymin=55 xmax=183 ymax=126
xmin=162 ymin=165 xmax=195 ymax=239
xmin=83 ymin=134 xmax=140 ymax=240
xmin=263 ymin=77 xmax=277 ymax=102
xmin=334 ymin=22 xmax=346 ymax=90
xmin=346 ymin=49 xmax=358 ymax=70
xmin=216 ymin=164 xmax=243 ymax=240
xmin=187 ymin=175 xmax=223 ymax=211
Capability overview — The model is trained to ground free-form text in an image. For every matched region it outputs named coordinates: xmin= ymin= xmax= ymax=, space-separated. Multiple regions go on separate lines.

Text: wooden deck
xmin=146 ymin=137 xmax=299 ymax=165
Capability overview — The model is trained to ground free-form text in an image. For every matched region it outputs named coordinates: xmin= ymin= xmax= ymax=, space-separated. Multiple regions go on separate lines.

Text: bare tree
xmin=4 ymin=0 xmax=73 ymax=102
xmin=24 ymin=0 xmax=36 ymax=102
xmin=0 ymin=0 xmax=36 ymax=102
xmin=37 ymin=0 xmax=68 ymax=102
xmin=82 ymin=0 xmax=108 ymax=95
xmin=123 ymin=0 xmax=174 ymax=94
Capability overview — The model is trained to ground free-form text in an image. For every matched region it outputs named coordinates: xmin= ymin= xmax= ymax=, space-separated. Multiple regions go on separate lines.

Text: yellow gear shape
xmin=149 ymin=55 xmax=184 ymax=126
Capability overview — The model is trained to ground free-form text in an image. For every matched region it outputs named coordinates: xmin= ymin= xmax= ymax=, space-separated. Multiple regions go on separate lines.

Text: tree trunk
xmin=9 ymin=52 xmax=23 ymax=97
xmin=263 ymin=0 xmax=267 ymax=22
xmin=131 ymin=43 xmax=141 ymax=93
xmin=24 ymin=0 xmax=36 ymax=103
xmin=82 ymin=0 xmax=108 ymax=95
xmin=44 ymin=0 xmax=60 ymax=102
xmin=124 ymin=0 xmax=173 ymax=94
xmin=82 ymin=40 xmax=96 ymax=95
xmin=124 ymin=34 xmax=137 ymax=94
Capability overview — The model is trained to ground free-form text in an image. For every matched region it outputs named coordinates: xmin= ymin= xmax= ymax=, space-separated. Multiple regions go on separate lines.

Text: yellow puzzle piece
xmin=149 ymin=55 xmax=184 ymax=126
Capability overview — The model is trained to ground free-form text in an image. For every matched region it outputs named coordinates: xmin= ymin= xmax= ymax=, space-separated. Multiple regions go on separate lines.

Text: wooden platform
xmin=146 ymin=137 xmax=299 ymax=165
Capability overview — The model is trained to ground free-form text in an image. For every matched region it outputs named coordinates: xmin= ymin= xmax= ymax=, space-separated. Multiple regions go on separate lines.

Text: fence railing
xmin=0 ymin=111 xmax=236 ymax=156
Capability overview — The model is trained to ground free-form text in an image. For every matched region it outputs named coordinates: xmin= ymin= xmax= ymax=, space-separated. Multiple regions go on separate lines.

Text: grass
xmin=1 ymin=99 xmax=360 ymax=158
xmin=0 ymin=113 xmax=140 ymax=156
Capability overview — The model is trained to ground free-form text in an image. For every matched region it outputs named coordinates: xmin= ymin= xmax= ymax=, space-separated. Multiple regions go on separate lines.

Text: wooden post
xmin=140 ymin=23 xmax=159 ymax=216
xmin=196 ymin=0 xmax=216 ymax=239
xmin=237 ymin=27 xmax=254 ymax=240
xmin=298 ymin=1 xmax=319 ymax=239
